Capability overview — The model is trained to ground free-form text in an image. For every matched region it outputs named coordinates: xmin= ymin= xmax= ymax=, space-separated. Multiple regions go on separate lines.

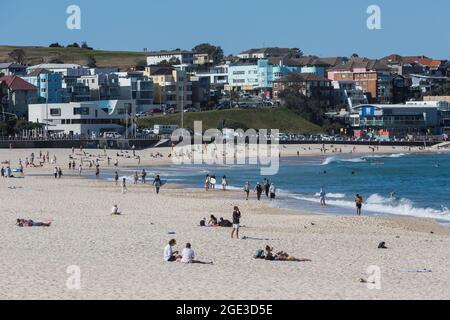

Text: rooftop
xmin=0 ymin=75 xmax=37 ymax=91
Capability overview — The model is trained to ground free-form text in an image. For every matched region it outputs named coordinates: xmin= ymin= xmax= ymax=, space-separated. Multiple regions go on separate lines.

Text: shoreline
xmin=1 ymin=147 xmax=450 ymax=299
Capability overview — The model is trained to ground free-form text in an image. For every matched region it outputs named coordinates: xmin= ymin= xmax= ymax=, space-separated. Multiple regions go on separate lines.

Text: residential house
xmin=0 ymin=63 xmax=27 ymax=76
xmin=0 ymin=75 xmax=37 ymax=117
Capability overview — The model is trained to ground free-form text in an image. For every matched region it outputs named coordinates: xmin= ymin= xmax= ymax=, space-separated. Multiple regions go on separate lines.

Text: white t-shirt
xmin=164 ymin=244 xmax=173 ymax=261
xmin=181 ymin=248 xmax=195 ymax=263
xmin=111 ymin=206 xmax=119 ymax=215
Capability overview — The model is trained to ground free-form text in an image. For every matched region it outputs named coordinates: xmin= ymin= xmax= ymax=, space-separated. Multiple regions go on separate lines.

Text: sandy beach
xmin=1 ymin=145 xmax=450 ymax=300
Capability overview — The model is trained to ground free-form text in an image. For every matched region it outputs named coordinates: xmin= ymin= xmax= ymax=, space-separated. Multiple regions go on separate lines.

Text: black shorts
xmin=168 ymin=256 xmax=176 ymax=262
xmin=356 ymin=204 xmax=362 ymax=209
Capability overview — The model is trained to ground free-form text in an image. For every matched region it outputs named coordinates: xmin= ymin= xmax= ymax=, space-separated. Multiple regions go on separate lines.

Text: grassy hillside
xmin=0 ymin=45 xmax=148 ymax=69
xmin=137 ymin=107 xmax=323 ymax=133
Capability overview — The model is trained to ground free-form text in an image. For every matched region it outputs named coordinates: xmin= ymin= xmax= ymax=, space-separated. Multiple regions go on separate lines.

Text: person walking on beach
xmin=255 ymin=182 xmax=263 ymax=201
xmin=58 ymin=167 xmax=62 ymax=179
xmin=153 ymin=175 xmax=162 ymax=194
xmin=78 ymin=164 xmax=82 ymax=176
xmin=204 ymin=175 xmax=211 ymax=191
xmin=269 ymin=184 xmax=276 ymax=200
xmin=95 ymin=165 xmax=100 ymax=178
xmin=121 ymin=178 xmax=127 ymax=194
xmin=319 ymin=188 xmax=326 ymax=207
xmin=133 ymin=171 xmax=139 ymax=185
xmin=53 ymin=167 xmax=58 ymax=179
xmin=222 ymin=176 xmax=228 ymax=191
xmin=231 ymin=206 xmax=241 ymax=239
xmin=355 ymin=194 xmax=363 ymax=216
xmin=264 ymin=179 xmax=270 ymax=198
xmin=114 ymin=171 xmax=119 ymax=186
xmin=141 ymin=169 xmax=147 ymax=184
xmin=244 ymin=182 xmax=251 ymax=201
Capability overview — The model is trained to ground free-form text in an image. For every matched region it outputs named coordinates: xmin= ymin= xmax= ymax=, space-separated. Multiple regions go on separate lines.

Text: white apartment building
xmin=146 ymin=50 xmax=194 ymax=66
xmin=28 ymin=100 xmax=136 ymax=136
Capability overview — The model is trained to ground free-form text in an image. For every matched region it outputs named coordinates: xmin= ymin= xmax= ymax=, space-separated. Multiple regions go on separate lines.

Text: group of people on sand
xmin=244 ymin=179 xmax=276 ymax=201
xmin=254 ymin=246 xmax=311 ymax=262
xmin=200 ymin=215 xmax=233 ymax=228
xmin=115 ymin=171 xmax=162 ymax=194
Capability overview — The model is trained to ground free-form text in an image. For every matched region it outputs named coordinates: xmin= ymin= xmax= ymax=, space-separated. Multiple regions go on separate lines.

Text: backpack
xmin=254 ymin=250 xmax=264 ymax=259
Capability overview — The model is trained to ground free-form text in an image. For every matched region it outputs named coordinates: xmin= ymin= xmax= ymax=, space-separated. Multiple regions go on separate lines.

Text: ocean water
xmin=89 ymin=153 xmax=450 ymax=225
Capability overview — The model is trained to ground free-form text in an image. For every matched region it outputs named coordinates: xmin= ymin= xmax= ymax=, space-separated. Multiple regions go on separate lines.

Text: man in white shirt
xmin=181 ymin=243 xmax=195 ymax=263
xmin=111 ymin=205 xmax=121 ymax=215
xmin=164 ymin=239 xmax=179 ymax=262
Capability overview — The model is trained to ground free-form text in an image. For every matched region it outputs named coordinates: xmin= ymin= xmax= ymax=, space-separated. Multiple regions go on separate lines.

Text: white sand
xmin=0 ymin=146 xmax=449 ymax=300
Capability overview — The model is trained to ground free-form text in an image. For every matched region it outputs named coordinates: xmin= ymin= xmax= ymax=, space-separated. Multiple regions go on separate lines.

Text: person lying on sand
xmin=254 ymin=246 xmax=311 ymax=262
xmin=16 ymin=219 xmax=51 ymax=227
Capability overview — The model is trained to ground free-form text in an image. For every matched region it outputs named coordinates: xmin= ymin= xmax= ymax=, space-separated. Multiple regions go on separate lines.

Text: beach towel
xmin=242 ymin=236 xmax=279 ymax=241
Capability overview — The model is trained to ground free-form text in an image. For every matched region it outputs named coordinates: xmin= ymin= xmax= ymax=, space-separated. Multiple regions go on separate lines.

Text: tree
xmin=81 ymin=42 xmax=93 ymax=50
xmin=157 ymin=58 xmax=180 ymax=66
xmin=8 ymin=49 xmax=26 ymax=64
xmin=86 ymin=55 xmax=97 ymax=68
xmin=49 ymin=42 xmax=63 ymax=48
xmin=192 ymin=43 xmax=224 ymax=64
xmin=287 ymin=48 xmax=303 ymax=58
xmin=351 ymin=53 xmax=359 ymax=58
xmin=67 ymin=42 xmax=80 ymax=48
xmin=278 ymin=74 xmax=328 ymax=125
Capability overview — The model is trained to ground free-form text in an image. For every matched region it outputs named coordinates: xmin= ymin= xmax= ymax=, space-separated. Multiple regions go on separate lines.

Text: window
xmin=50 ymin=108 xmax=61 ymax=116
xmin=73 ymin=107 xmax=90 ymax=115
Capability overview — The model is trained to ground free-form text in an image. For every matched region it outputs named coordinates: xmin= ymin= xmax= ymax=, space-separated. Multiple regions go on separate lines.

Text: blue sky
xmin=1 ymin=0 xmax=449 ymax=59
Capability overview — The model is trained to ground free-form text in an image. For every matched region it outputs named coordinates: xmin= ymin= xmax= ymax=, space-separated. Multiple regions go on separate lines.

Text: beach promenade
xmin=1 ymin=145 xmax=450 ymax=300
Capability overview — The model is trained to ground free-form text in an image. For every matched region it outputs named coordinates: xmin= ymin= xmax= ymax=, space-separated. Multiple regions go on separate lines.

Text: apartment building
xmin=328 ymin=58 xmax=393 ymax=103
xmin=28 ymin=100 xmax=136 ymax=136
xmin=145 ymin=66 xmax=192 ymax=110
xmin=146 ymin=50 xmax=194 ymax=66
xmin=22 ymin=69 xmax=63 ymax=103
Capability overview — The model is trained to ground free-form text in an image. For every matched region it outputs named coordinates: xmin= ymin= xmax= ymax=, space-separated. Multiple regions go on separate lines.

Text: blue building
xmin=22 ymin=69 xmax=63 ymax=103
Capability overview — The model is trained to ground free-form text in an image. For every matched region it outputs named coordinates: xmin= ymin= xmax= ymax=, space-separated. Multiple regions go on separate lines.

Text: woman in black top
xmin=231 ymin=206 xmax=241 ymax=239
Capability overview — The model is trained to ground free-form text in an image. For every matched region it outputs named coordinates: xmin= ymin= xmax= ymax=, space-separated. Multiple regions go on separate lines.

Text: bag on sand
xmin=254 ymin=250 xmax=264 ymax=259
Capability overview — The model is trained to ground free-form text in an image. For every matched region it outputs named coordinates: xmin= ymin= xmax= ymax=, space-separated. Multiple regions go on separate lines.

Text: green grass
xmin=137 ymin=107 xmax=323 ymax=133
xmin=0 ymin=45 xmax=149 ymax=69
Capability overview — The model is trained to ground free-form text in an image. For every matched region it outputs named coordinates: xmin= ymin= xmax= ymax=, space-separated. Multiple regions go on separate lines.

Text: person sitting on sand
xmin=208 ymin=215 xmax=218 ymax=226
xmin=180 ymin=243 xmax=213 ymax=265
xmin=111 ymin=205 xmax=122 ymax=216
xmin=164 ymin=239 xmax=181 ymax=262
xmin=16 ymin=219 xmax=51 ymax=227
